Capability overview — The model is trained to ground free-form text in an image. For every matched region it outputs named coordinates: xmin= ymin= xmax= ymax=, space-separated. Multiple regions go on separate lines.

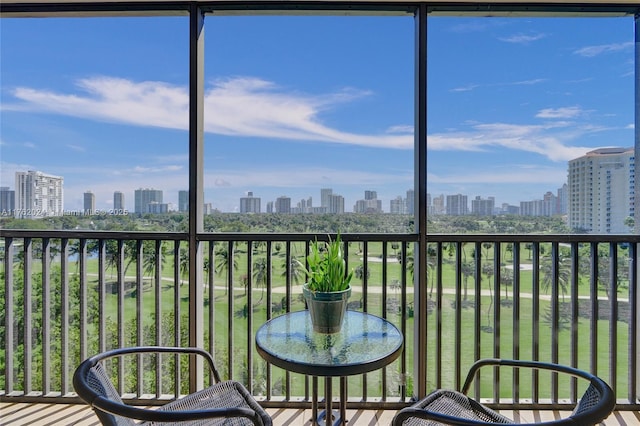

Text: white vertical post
xmin=189 ymin=4 xmax=205 ymax=393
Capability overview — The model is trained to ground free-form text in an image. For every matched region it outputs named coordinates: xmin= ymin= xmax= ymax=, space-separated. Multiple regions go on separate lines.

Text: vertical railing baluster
xmin=550 ymin=242 xmax=560 ymax=403
xmin=98 ymin=239 xmax=106 ymax=354
xmin=247 ymin=240 xmax=254 ymax=391
xmin=512 ymin=242 xmax=521 ymax=403
xmin=23 ymin=237 xmax=32 ymax=395
xmin=117 ymin=239 xmax=125 ymax=395
xmin=265 ymin=240 xmax=273 ymax=400
xmin=590 ymin=242 xmax=599 ymax=376
xmin=361 ymin=240 xmax=368 ymax=400
xmin=154 ymin=240 xmax=162 ymax=397
xmin=629 ymin=241 xmax=638 ymax=403
xmin=493 ymin=242 xmax=501 ymax=403
xmin=208 ymin=241 xmax=215 ymax=362
xmin=174 ymin=240 xmax=181 ymax=395
xmin=360 ymin=240 xmax=367 ymax=311
xmin=453 ymin=242 xmax=463 ymax=391
xmin=381 ymin=241 xmax=388 ymax=401
xmin=5 ymin=237 xmax=14 ymax=395
xmin=60 ymin=238 xmax=69 ymax=394
xmin=472 ymin=241 xmax=482 ymax=400
xmin=227 ymin=240 xmax=234 ymax=380
xmin=400 ymin=241 xmax=408 ymax=401
xmin=136 ymin=239 xmax=143 ymax=396
xmin=79 ymin=238 xmax=87 ymax=364
xmin=42 ymin=238 xmax=51 ymax=395
xmin=570 ymin=242 xmax=580 ymax=403
xmin=609 ymin=242 xmax=618 ymax=393
xmin=531 ymin=242 xmax=540 ymax=403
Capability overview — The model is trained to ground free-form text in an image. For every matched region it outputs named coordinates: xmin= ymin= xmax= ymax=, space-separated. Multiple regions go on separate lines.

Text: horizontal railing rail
xmin=0 ymin=230 xmax=638 ymax=411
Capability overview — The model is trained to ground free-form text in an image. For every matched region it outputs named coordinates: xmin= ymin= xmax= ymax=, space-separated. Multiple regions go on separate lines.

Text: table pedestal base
xmin=311 ymin=376 xmax=347 ymax=426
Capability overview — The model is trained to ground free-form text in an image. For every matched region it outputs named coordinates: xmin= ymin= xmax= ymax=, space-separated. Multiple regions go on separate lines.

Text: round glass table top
xmin=255 ymin=310 xmax=403 ymax=377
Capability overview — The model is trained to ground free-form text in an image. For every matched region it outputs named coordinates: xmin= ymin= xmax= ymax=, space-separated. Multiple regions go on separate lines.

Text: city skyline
xmin=2 ymin=170 xmax=568 ymax=216
xmin=1 ymin=15 xmax=634 ymax=212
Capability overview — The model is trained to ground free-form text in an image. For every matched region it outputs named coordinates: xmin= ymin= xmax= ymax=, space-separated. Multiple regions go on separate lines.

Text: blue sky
xmin=0 ymin=13 xmax=635 ymax=213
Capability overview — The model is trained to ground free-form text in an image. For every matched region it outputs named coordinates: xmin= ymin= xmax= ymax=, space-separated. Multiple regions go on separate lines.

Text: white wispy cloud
xmin=573 ymin=41 xmax=633 ymax=57
xmin=429 ymin=166 xmax=566 ymax=185
xmin=7 ymin=76 xmax=412 ymax=150
xmin=499 ymin=33 xmax=547 ymax=44
xmin=450 ymin=79 xmax=545 ymax=93
xmin=66 ymin=144 xmax=85 ymax=152
xmin=536 ymin=106 xmax=584 ymax=119
xmin=204 ymin=166 xmax=412 ymax=190
xmin=428 ymin=120 xmax=600 ymax=162
xmin=5 ymin=75 xmax=617 ymax=166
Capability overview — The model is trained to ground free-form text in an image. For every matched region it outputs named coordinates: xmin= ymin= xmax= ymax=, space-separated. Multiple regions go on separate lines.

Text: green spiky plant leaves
xmin=304 ymin=233 xmax=353 ymax=292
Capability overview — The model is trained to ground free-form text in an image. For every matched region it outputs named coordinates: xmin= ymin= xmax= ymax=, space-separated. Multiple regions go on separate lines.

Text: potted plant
xmin=302 ymin=233 xmax=354 ymax=333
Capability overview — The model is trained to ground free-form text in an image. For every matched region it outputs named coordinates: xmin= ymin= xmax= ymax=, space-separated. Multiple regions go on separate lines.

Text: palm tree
xmin=540 ymin=252 xmax=571 ymax=302
xmin=215 ymin=244 xmax=238 ymax=295
xmin=482 ymin=261 xmax=495 ymax=332
xmin=482 ymin=242 xmax=492 ymax=260
xmin=143 ymin=241 xmax=167 ymax=285
xmin=461 ymin=260 xmax=475 ymax=301
xmin=500 ymin=266 xmax=514 ymax=302
xmin=281 ymin=257 xmax=306 ymax=286
xmin=179 ymin=248 xmax=189 ymax=287
xmin=252 ymin=257 xmax=268 ymax=303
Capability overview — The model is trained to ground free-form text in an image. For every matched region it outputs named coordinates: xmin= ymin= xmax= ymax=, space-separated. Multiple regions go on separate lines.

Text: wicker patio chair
xmin=73 ymin=346 xmax=272 ymax=426
xmin=392 ymin=358 xmax=615 ymax=426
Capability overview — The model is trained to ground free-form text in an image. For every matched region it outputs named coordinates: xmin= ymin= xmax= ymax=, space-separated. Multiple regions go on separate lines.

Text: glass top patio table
xmin=255 ymin=310 xmax=403 ymax=377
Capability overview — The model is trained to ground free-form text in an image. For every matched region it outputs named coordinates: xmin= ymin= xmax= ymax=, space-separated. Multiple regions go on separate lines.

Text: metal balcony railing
xmin=0 ymin=230 xmax=638 ymax=412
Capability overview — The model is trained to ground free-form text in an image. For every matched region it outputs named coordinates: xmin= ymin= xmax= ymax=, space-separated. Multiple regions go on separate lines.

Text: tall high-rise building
xmin=320 ymin=188 xmax=333 ymax=209
xmin=364 ymin=190 xmax=377 ymax=200
xmin=471 ymin=196 xmax=494 ymax=216
xmin=113 ymin=191 xmax=125 ymax=210
xmin=406 ymin=189 xmax=415 ymax=215
xmin=84 ymin=191 xmax=95 ymax=214
xmin=178 ymin=190 xmax=189 ymax=212
xmin=354 ymin=190 xmax=382 ymax=213
xmin=556 ymin=183 xmax=568 ymax=216
xmin=15 ymin=170 xmax=64 ymax=218
xmin=134 ymin=188 xmax=163 ymax=214
xmin=275 ymin=196 xmax=291 ymax=213
xmin=446 ymin=194 xmax=468 ymax=216
xmin=432 ymin=194 xmax=445 ymax=215
xmin=390 ymin=196 xmax=405 ymax=214
xmin=0 ymin=187 xmax=16 ymax=215
xmin=568 ymin=147 xmax=634 ymax=233
xmin=328 ymin=194 xmax=344 ymax=214
xmin=240 ymin=191 xmax=261 ymax=213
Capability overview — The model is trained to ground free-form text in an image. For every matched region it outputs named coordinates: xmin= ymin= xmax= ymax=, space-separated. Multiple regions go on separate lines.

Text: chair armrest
xmin=460 ymin=358 xmax=615 ymax=425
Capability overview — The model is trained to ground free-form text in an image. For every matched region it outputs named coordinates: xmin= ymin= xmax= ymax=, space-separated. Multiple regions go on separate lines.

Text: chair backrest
xmin=80 ymin=362 xmax=136 ymax=426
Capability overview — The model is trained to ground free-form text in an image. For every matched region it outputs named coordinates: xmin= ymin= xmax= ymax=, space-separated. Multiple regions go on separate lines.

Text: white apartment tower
xmin=320 ymin=188 xmax=333 ymax=211
xmin=446 ymin=194 xmax=468 ymax=216
xmin=328 ymin=194 xmax=345 ymax=214
xmin=568 ymin=147 xmax=634 ymax=234
xmin=240 ymin=191 xmax=261 ymax=213
xmin=15 ymin=170 xmax=64 ymax=218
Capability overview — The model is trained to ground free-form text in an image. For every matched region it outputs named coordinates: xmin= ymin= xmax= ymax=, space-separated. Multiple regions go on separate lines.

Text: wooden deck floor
xmin=1 ymin=402 xmax=639 ymax=425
